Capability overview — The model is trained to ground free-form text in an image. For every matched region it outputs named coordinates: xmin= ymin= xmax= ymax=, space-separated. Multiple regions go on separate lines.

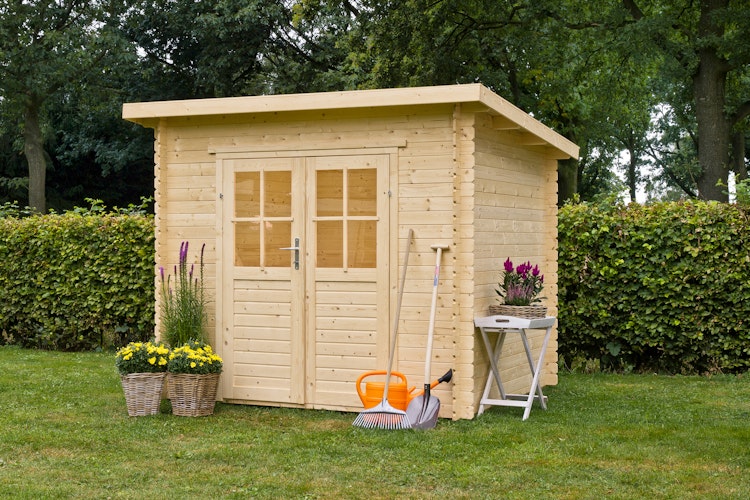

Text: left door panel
xmin=219 ymin=157 xmax=305 ymax=405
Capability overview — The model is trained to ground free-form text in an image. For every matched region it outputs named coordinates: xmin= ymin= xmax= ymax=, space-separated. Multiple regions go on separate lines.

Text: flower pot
xmin=489 ymin=304 xmax=547 ymax=319
xmin=168 ymin=372 xmax=220 ymax=417
xmin=120 ymin=372 xmax=166 ymax=416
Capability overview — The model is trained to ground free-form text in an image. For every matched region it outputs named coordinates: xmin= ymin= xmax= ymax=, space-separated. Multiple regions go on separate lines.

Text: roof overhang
xmin=123 ymin=83 xmax=579 ymax=160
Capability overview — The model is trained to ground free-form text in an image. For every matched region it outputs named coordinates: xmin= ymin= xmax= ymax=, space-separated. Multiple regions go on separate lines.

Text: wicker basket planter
xmin=120 ymin=372 xmax=166 ymax=417
xmin=489 ymin=304 xmax=547 ymax=319
xmin=168 ymin=372 xmax=221 ymax=417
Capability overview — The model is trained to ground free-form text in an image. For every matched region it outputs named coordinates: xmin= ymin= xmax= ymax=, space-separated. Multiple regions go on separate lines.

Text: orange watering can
xmin=356 ymin=369 xmax=453 ymax=411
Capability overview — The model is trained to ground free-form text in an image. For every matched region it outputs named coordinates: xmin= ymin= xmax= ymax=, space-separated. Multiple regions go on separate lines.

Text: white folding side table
xmin=474 ymin=315 xmax=557 ymax=420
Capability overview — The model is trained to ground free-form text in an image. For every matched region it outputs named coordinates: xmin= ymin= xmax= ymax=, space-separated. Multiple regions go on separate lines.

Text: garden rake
xmin=353 ymin=229 xmax=413 ymax=430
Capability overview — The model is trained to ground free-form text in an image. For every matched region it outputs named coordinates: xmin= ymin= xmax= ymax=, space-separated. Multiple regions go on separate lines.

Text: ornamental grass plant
xmin=160 ymin=241 xmax=207 ymax=347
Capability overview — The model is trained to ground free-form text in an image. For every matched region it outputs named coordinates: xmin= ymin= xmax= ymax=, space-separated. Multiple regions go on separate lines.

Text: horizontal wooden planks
xmin=148 ymin=97 xmax=562 ymax=418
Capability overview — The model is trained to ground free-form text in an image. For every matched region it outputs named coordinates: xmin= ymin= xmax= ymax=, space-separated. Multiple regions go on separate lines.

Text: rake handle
xmin=382 ymin=229 xmax=413 ymax=402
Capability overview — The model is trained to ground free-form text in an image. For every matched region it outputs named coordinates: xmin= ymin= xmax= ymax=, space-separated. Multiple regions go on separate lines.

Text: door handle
xmin=279 ymin=238 xmax=300 ymax=270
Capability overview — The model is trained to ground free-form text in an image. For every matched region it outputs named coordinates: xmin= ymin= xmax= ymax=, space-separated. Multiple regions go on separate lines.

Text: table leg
xmin=522 ymin=325 xmax=553 ymax=421
xmin=490 ymin=330 xmax=507 ymax=399
xmin=478 ymin=329 xmax=507 ymax=415
xmin=519 ymin=330 xmax=546 ymax=410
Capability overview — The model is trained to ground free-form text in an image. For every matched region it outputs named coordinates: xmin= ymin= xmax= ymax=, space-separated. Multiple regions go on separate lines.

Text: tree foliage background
xmin=0 ymin=0 xmax=748 ymax=211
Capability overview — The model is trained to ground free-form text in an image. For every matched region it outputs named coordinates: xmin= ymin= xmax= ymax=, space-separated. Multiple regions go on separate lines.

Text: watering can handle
xmin=355 ymin=370 xmax=408 ymax=405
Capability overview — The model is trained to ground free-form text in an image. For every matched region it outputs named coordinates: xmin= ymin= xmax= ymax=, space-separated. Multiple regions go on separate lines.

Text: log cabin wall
xmin=152 ymin=105 xmax=469 ymax=417
xmin=469 ymin=113 xmax=560 ymax=413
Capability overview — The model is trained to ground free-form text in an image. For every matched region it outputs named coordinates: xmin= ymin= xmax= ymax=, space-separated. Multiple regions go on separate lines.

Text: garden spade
xmin=407 ymin=243 xmax=449 ymax=429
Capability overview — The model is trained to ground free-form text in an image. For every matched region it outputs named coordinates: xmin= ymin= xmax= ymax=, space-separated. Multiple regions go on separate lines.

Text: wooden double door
xmin=217 ymin=152 xmax=390 ymax=409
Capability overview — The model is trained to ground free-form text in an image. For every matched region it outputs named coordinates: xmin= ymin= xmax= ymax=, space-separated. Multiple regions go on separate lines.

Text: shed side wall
xmin=472 ymin=114 xmax=559 ymax=411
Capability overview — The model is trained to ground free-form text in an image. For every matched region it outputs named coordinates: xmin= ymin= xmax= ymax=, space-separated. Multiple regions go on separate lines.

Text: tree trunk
xmin=558 ymin=158 xmax=579 ymax=206
xmin=732 ymin=131 xmax=747 ymax=180
xmin=627 ymin=145 xmax=637 ymax=202
xmin=23 ymin=96 xmax=46 ymax=213
xmin=693 ymin=0 xmax=731 ymax=202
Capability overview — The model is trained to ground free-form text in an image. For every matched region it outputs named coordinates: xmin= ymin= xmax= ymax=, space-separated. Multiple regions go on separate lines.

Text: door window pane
xmin=235 ymin=222 xmax=260 ymax=267
xmin=317 ymin=221 xmax=343 ymax=268
xmin=235 ymin=172 xmax=260 ymax=217
xmin=348 ymin=220 xmax=377 ymax=268
xmin=265 ymin=221 xmax=292 ymax=267
xmin=317 ymin=170 xmax=343 ymax=216
xmin=265 ymin=171 xmax=292 ymax=217
xmin=348 ymin=168 xmax=377 ymax=216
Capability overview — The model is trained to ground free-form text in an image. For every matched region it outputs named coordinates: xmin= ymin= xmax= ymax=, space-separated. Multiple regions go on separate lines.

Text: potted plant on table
xmin=115 ymin=341 xmax=170 ymax=416
xmin=491 ymin=258 xmax=546 ymax=319
xmin=167 ymin=339 xmax=223 ymax=416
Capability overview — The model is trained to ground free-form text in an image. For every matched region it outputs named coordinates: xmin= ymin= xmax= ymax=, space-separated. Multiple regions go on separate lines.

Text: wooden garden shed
xmin=123 ymin=84 xmax=578 ymax=420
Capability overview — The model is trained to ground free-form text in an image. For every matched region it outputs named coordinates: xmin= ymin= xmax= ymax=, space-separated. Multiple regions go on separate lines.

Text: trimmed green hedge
xmin=4 ymin=198 xmax=749 ymax=371
xmin=558 ymin=200 xmax=750 ymax=374
xmin=0 ymin=212 xmax=155 ymax=350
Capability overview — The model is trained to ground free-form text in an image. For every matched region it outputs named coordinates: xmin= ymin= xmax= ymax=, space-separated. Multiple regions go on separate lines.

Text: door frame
xmin=214 ymin=146 xmax=401 ymax=407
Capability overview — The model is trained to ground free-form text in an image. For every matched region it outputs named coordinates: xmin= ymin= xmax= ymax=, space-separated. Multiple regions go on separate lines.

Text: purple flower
xmin=497 ymin=257 xmax=545 ymax=306
xmin=179 ymin=241 xmax=188 ymax=265
xmin=517 ymin=261 xmax=532 ymax=278
xmin=160 ymin=240 xmax=207 ymax=347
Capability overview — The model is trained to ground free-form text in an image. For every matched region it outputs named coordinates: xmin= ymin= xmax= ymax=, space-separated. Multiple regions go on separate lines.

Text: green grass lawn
xmin=1 ymin=346 xmax=749 ymax=499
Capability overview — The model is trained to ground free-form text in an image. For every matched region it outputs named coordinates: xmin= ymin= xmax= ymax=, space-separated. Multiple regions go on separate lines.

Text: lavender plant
xmin=160 ymin=241 xmax=207 ymax=347
xmin=496 ymin=258 xmax=544 ymax=306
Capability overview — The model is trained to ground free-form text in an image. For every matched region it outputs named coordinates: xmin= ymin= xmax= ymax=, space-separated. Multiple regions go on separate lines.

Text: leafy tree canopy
xmin=1 ymin=0 xmax=748 ymax=209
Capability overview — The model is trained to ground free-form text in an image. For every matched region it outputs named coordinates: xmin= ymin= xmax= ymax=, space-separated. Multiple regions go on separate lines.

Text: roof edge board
xmin=123 ymin=83 xmax=579 ymax=159
xmin=477 ymin=86 xmax=579 ymax=159
xmin=122 ymin=84 xmax=485 ymax=122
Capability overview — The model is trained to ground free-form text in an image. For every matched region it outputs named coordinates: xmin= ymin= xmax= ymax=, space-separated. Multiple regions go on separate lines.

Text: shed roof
xmin=123 ymin=83 xmax=579 ymax=159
